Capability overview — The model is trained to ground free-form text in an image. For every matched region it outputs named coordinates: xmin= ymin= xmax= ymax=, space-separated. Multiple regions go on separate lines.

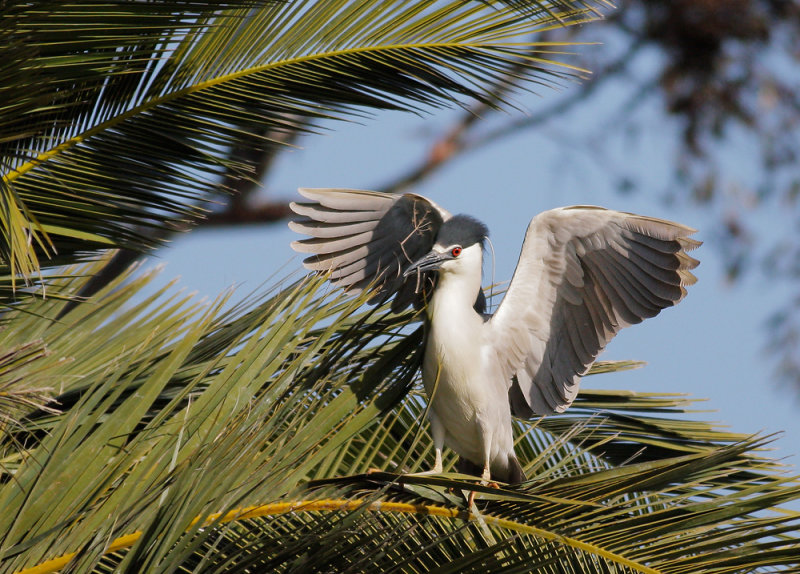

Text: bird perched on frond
xmin=289 ymin=188 xmax=700 ymax=484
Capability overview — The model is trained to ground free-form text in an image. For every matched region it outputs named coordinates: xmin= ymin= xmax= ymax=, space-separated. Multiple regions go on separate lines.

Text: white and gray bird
xmin=289 ymin=188 xmax=700 ymax=484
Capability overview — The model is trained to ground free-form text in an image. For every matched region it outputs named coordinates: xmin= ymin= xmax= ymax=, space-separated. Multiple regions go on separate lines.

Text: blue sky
xmin=149 ymin=93 xmax=799 ymax=484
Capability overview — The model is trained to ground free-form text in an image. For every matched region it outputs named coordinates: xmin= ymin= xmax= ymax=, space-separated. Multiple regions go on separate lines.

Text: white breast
xmin=423 ymin=297 xmax=486 ymax=408
xmin=422 ymin=272 xmax=509 ymax=463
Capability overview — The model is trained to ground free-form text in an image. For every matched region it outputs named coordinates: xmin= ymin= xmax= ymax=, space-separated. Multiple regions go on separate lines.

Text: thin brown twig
xmin=380 ymin=38 xmax=644 ymax=195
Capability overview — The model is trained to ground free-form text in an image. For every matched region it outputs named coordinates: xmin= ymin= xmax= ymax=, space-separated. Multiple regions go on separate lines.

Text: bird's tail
xmin=505 ymin=455 xmax=526 ymax=484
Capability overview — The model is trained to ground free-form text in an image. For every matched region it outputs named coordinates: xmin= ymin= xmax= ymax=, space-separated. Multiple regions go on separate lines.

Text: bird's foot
xmin=464 ymin=465 xmax=500 ymax=503
xmin=407 ymin=466 xmax=444 ymax=477
xmin=408 ymin=454 xmax=444 ymax=476
xmin=469 ymin=480 xmax=500 ymax=504
xmin=407 ymin=449 xmax=444 ymax=477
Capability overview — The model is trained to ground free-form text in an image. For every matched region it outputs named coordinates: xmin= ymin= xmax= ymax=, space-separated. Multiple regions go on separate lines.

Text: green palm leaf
xmin=2 ymin=3 xmax=799 ymax=572
xmin=1 ymin=0 xmax=601 ymax=298
xmin=1 ymin=259 xmax=798 ymax=573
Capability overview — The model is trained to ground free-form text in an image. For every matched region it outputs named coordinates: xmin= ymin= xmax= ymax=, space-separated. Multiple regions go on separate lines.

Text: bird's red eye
xmin=451 ymin=247 xmax=462 ymax=257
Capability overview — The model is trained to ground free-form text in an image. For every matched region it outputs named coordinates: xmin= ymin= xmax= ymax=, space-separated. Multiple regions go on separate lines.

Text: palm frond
xmin=0 ymin=0 xmax=603 ymax=298
xmin=3 ymin=3 xmax=798 ymax=572
xmin=0 ymin=340 xmax=60 ymax=435
xmin=0 ymin=257 xmax=418 ymax=572
xmin=1 ymin=259 xmax=798 ymax=573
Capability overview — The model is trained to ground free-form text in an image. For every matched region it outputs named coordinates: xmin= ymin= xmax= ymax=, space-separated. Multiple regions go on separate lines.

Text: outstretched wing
xmin=488 ymin=206 xmax=701 ymax=416
xmin=289 ymin=188 xmax=450 ymax=311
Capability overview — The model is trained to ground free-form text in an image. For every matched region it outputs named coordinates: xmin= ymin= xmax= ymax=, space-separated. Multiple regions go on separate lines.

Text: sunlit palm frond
xmin=2 ymin=3 xmax=798 ymax=573
xmin=0 ymin=341 xmax=60 ymax=437
xmin=0 ymin=258 xmax=419 ymax=572
xmin=2 ymin=259 xmax=798 ymax=573
xmin=0 ymin=0 xmax=603 ymax=297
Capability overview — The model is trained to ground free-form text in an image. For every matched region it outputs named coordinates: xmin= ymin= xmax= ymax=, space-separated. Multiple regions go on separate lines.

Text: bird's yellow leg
xmin=478 ymin=420 xmax=495 ymax=486
xmin=433 ymin=447 xmax=443 ymax=473
xmin=409 ymin=448 xmax=443 ymax=476
xmin=428 ymin=410 xmax=445 ymax=473
xmin=467 ymin=463 xmax=499 ymax=506
xmin=408 ymin=413 xmax=445 ymax=475
xmin=481 ymin=464 xmax=491 ymax=484
xmin=469 ymin=425 xmax=499 ymax=503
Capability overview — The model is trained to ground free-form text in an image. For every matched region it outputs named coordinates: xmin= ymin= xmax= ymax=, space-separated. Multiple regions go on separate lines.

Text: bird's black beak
xmin=403 ymin=250 xmax=447 ymax=277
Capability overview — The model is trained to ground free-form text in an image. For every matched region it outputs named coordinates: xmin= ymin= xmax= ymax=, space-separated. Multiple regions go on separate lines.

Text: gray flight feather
xmin=289 ymin=188 xmax=451 ymax=312
xmin=489 ymin=205 xmax=700 ymax=416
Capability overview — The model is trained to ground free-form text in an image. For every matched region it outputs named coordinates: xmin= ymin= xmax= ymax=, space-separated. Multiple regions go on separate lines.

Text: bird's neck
xmin=424 ymin=270 xmax=486 ymax=388
xmin=428 ymin=269 xmax=483 ymax=324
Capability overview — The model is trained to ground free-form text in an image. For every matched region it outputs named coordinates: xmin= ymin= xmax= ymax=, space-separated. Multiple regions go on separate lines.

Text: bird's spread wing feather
xmin=289 ymin=188 xmax=450 ymax=311
xmin=488 ymin=206 xmax=701 ymax=416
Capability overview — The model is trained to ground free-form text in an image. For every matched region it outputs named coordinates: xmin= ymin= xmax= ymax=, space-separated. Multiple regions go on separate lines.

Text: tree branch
xmin=379 ymin=39 xmax=644 ymax=195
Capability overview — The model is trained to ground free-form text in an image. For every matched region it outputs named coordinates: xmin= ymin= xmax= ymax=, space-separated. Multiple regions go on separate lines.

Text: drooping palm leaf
xmin=0 ymin=0 xmax=603 ymax=299
xmin=0 ymin=258 xmax=410 ymax=571
xmin=1 ymin=258 xmax=798 ymax=573
xmin=2 ymin=3 xmax=799 ymax=571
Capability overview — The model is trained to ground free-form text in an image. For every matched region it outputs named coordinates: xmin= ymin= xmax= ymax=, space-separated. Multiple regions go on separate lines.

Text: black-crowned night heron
xmin=289 ymin=188 xmax=700 ymax=484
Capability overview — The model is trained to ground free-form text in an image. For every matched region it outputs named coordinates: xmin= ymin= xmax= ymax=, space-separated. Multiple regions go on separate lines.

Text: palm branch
xmin=0 ymin=259 xmax=798 ymax=573
xmin=2 ymin=2 xmax=799 ymax=572
xmin=1 ymin=0 xmax=601 ymax=302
